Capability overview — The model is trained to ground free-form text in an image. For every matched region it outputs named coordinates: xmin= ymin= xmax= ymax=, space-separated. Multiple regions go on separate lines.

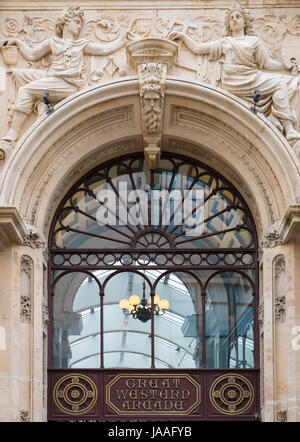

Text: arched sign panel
xmin=47 ymin=152 xmax=259 ymax=421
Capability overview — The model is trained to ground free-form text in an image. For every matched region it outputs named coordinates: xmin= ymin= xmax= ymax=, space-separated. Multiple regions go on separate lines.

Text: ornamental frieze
xmin=1 ymin=4 xmax=300 ymax=165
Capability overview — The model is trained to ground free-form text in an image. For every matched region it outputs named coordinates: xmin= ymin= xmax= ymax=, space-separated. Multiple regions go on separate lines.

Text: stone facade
xmin=0 ymin=0 xmax=299 ymax=422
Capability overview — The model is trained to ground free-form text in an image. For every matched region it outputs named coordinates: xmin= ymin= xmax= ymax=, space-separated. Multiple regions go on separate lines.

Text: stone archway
xmin=0 ymin=76 xmax=299 ymax=421
xmin=0 ymin=77 xmax=298 ymax=240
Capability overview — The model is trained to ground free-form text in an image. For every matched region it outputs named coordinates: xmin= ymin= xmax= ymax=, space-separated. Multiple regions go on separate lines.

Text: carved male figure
xmin=2 ymin=6 xmax=128 ymax=142
xmin=141 ymin=83 xmax=163 ymax=134
xmin=170 ymin=4 xmax=300 ymax=142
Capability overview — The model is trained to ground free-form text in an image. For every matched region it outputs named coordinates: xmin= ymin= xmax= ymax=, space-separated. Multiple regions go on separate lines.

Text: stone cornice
xmin=1 ymin=1 xmax=300 ymax=9
xmin=0 ymin=207 xmax=27 ymax=246
xmin=279 ymin=205 xmax=300 ymax=242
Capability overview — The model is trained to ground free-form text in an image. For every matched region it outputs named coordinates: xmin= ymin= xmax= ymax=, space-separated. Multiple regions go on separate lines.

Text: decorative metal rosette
xmin=53 ymin=374 xmax=98 ymax=415
xmin=209 ymin=374 xmax=254 ymax=415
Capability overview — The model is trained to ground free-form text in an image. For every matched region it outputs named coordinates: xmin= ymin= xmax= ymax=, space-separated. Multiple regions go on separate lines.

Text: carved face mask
xmin=144 ymin=92 xmax=161 ymax=114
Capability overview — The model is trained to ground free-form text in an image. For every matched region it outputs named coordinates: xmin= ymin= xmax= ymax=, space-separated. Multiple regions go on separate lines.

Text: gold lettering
xmin=125 ymin=379 xmax=135 ymax=389
xmin=122 ymin=401 xmax=130 ymax=410
xmin=162 ymin=379 xmax=170 ymax=389
xmin=142 ymin=400 xmax=152 ymax=410
xmin=174 ymin=401 xmax=184 ymax=410
xmin=141 ymin=390 xmax=148 ymax=399
xmin=159 ymin=390 xmax=168 ymax=400
xmin=171 ymin=390 xmax=179 ymax=399
xmin=164 ymin=400 xmax=173 ymax=410
xmin=149 ymin=379 xmax=159 ymax=389
xmin=116 ymin=390 xmax=128 ymax=400
xmin=181 ymin=390 xmax=191 ymax=400
xmin=132 ymin=400 xmax=141 ymax=410
xmin=149 ymin=389 xmax=157 ymax=399
xmin=137 ymin=379 xmax=147 ymax=388
xmin=153 ymin=400 xmax=162 ymax=410
xmin=172 ymin=379 xmax=181 ymax=388
xmin=129 ymin=390 xmax=138 ymax=400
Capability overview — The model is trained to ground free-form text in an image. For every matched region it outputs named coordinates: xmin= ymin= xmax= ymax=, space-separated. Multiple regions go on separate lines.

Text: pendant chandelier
xmin=119 ymin=280 xmax=170 ymax=323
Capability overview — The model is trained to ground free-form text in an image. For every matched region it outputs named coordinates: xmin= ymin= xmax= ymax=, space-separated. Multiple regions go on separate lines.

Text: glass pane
xmin=205 ymin=272 xmax=254 ymax=368
xmin=103 ymin=272 xmax=151 ymax=368
xmin=152 ymin=271 xmax=202 ymax=369
xmin=53 ymin=272 xmax=101 ymax=368
xmin=51 ymin=155 xmax=256 ymax=250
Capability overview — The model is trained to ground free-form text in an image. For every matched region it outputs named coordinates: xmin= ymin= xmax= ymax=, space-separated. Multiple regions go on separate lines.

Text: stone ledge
xmin=1 ymin=1 xmax=300 ymax=9
xmin=279 ymin=205 xmax=300 ymax=243
xmin=0 ymin=207 xmax=27 ymax=246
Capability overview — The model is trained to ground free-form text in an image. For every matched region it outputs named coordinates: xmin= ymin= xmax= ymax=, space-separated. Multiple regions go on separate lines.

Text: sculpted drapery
xmin=1 ymin=3 xmax=300 ymax=146
xmin=1 ymin=6 xmax=128 ymax=143
xmin=12 ymin=36 xmax=90 ymax=116
xmin=208 ymin=36 xmax=299 ymax=131
xmin=170 ymin=5 xmax=300 ymax=142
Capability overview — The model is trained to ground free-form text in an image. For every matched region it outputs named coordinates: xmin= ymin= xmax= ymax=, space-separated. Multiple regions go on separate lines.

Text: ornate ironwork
xmin=50 ymin=153 xmax=257 ymax=254
xmin=53 ymin=373 xmax=98 ymax=415
xmin=48 ymin=152 xmax=260 ymax=420
xmin=209 ymin=373 xmax=255 ymax=415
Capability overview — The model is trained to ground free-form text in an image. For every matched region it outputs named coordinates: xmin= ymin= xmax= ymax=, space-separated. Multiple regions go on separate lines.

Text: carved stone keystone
xmin=126 ymin=38 xmax=178 ymax=168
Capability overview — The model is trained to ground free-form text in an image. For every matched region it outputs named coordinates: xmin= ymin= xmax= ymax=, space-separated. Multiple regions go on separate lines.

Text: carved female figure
xmin=170 ymin=5 xmax=300 ymax=142
xmin=2 ymin=6 xmax=128 ymax=142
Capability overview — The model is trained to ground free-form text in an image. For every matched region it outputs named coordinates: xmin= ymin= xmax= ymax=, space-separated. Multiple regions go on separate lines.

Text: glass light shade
xmin=119 ymin=298 xmax=130 ymax=310
xmin=158 ymin=299 xmax=170 ymax=310
xmin=129 ymin=294 xmax=140 ymax=306
xmin=149 ymin=294 xmax=160 ymax=305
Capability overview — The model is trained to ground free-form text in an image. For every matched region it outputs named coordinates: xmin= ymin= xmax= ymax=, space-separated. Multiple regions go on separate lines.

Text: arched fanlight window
xmin=48 ymin=153 xmax=258 ymax=370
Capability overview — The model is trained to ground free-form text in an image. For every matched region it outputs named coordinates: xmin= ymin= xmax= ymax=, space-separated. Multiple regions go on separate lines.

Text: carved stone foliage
xmin=42 ymin=298 xmax=49 ymax=333
xmin=2 ymin=10 xmax=300 ymax=79
xmin=20 ymin=295 xmax=31 ymax=323
xmin=275 ymin=296 xmax=286 ymax=322
xmin=20 ymin=255 xmax=33 ymax=323
xmin=87 ymin=16 xmax=121 ymax=42
xmin=1 ymin=16 xmax=54 ymax=43
xmin=277 ymin=409 xmax=288 ymax=422
xmin=24 ymin=230 xmax=46 ymax=249
xmin=20 ymin=409 xmax=31 ymax=422
xmin=258 ymin=304 xmax=264 ymax=334
xmin=274 ymin=254 xmax=286 ymax=277
xmin=262 ymin=231 xmax=283 ymax=248
xmin=254 ymin=13 xmax=287 ymax=59
xmin=273 ymin=254 xmax=286 ymax=323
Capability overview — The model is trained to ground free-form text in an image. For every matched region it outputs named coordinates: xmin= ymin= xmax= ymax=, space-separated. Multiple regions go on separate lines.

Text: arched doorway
xmin=47 ymin=152 xmax=259 ymax=420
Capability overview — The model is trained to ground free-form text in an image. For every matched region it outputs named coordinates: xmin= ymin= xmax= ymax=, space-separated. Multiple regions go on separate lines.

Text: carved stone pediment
xmin=127 ymin=38 xmax=178 ymax=168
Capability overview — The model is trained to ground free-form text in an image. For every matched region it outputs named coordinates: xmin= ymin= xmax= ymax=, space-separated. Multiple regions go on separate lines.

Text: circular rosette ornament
xmin=1 ymin=18 xmax=22 ymax=37
xmin=209 ymin=373 xmax=254 ymax=415
xmin=53 ymin=374 xmax=98 ymax=415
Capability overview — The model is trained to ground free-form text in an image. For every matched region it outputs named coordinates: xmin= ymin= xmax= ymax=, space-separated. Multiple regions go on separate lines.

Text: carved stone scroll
xmin=127 ymin=38 xmax=178 ymax=168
